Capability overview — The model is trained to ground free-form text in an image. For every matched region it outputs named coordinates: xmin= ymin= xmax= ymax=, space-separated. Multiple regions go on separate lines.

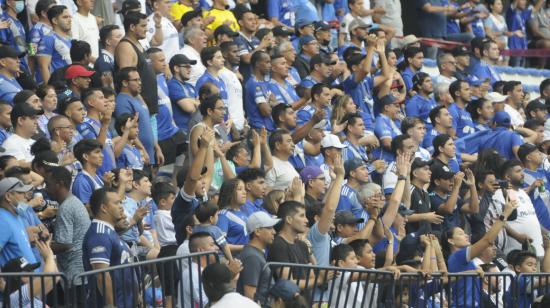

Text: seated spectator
xmin=0 ymin=46 xmax=24 ymax=104
xmin=71 ymin=139 xmax=105 ymax=205
xmin=433 ymin=53 xmax=458 ymax=87
xmin=266 ymin=129 xmax=300 ymax=190
xmin=202 ymin=262 xmax=257 ymax=307
xmin=471 ymin=39 xmax=501 ymax=84
xmin=3 ymin=103 xmax=42 ymax=167
xmin=405 ymin=72 xmax=437 ymax=130
xmin=399 ymin=46 xmax=423 ymax=95
xmin=216 ymin=178 xmax=249 ymax=252
xmin=245 ymin=51 xmax=276 ymax=132
xmin=113 ymin=113 xmax=143 ymax=170
xmin=467 ymin=98 xmax=495 ymax=132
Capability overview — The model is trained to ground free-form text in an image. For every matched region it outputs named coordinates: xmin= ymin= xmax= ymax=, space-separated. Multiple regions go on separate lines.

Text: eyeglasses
xmin=128 ymin=78 xmax=141 ymax=82
xmin=55 ymin=125 xmax=73 ymax=130
xmin=214 ymin=106 xmax=226 ymax=111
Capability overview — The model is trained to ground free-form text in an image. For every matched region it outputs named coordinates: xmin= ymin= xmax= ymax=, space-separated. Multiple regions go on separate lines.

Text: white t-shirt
xmin=504 ymin=104 xmax=525 ymax=128
xmin=71 ymin=12 xmax=100 ymax=58
xmin=180 ymin=44 xmax=206 ymax=87
xmin=266 ymin=156 xmax=300 ymax=191
xmin=146 ymin=14 xmax=180 ymax=60
xmin=219 ymin=67 xmax=245 ymax=130
xmin=432 ymin=74 xmax=457 ymax=87
xmin=154 ymin=209 xmax=176 ymax=246
xmin=493 ymin=188 xmax=544 ymax=257
xmin=3 ymin=134 xmax=35 ymax=163
xmin=210 ymin=292 xmax=260 ymax=307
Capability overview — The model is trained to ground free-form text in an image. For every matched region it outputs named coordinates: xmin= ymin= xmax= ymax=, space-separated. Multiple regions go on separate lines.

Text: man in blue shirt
xmin=406 ymin=72 xmax=437 ymax=130
xmin=337 ymin=159 xmax=370 ymax=229
xmin=299 ymin=54 xmax=334 ymax=91
xmin=0 ymin=45 xmax=23 ymax=104
xmin=424 ymin=105 xmax=453 ymax=152
xmin=94 ymin=25 xmax=122 ymax=88
xmin=83 ymin=188 xmax=136 ymax=308
xmin=269 ymin=53 xmax=307 ymax=108
xmin=196 ymin=46 xmax=229 ymax=108
xmin=470 ymin=39 xmax=501 ymax=84
xmin=28 ymin=0 xmax=54 ymax=83
xmin=401 ymin=47 xmax=424 ymax=94
xmin=72 ymin=139 xmax=105 ymax=206
xmin=245 ymin=50 xmax=276 ymax=131
xmin=0 ymin=0 xmax=29 ymax=72
xmin=115 ymin=67 xmax=161 ymax=166
xmin=296 ymin=83 xmax=333 ymax=131
xmin=416 ymin=0 xmax=455 ymax=59
xmin=267 ymin=0 xmax=295 ymax=28
xmin=36 ymin=5 xmax=72 ymax=84
xmin=479 ymin=111 xmax=523 ymax=160
xmin=234 ymin=6 xmax=267 ymax=80
xmin=238 ymin=168 xmax=268 ymax=217
xmin=374 ymin=95 xmax=402 ymax=163
xmin=167 ymin=54 xmax=198 ymax=134
xmin=0 ymin=177 xmax=37 ymax=266
xmin=448 ymin=79 xmax=476 ymax=137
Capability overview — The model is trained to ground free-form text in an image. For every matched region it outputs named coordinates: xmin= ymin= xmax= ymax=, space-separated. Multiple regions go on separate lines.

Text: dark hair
xmin=115 ymin=113 xmax=133 ymax=136
xmin=432 ymin=133 xmax=452 ymax=157
xmin=0 ymin=100 xmax=11 ymax=112
xmin=250 ymin=50 xmax=268 ymax=69
xmin=58 ymin=97 xmax=82 ymax=117
xmin=195 ymin=202 xmax=219 ymax=223
xmin=238 ymin=168 xmax=266 ymax=183
xmin=81 ymin=87 xmax=101 ymax=108
xmin=449 ymin=79 xmax=466 ymax=101
xmin=305 ymin=202 xmax=323 ymax=227
xmin=200 ymin=46 xmax=221 ymax=67
xmin=499 ymin=159 xmax=522 ymax=179
xmin=506 ymin=249 xmax=523 ymax=265
xmin=401 ymin=46 xmax=423 ymax=71
xmin=272 ymin=103 xmax=291 ymax=126
xmin=89 ymin=187 xmax=118 ymax=217
xmin=225 ymin=143 xmax=246 ymax=162
xmin=391 ymin=134 xmax=411 ymax=156
xmin=540 ymin=78 xmax=550 ymax=96
xmin=349 ymin=239 xmax=369 ymax=257
xmin=189 ymin=231 xmax=213 ymax=253
xmin=178 ymin=214 xmax=196 ymax=243
xmin=503 ymin=81 xmax=522 ymax=95
xmin=46 ymin=166 xmax=72 ymax=189
xmin=277 ymin=201 xmax=306 ymax=223
xmin=36 ymin=0 xmax=56 ymax=16
xmin=441 ymin=227 xmax=459 ymax=259
xmin=475 ymin=169 xmax=495 ymax=191
xmin=31 ymin=145 xmax=59 ymax=174
xmin=123 ymin=11 xmax=147 ymax=33
xmin=524 ymin=119 xmax=544 ymax=130
xmin=413 ymin=71 xmax=430 ymax=92
xmin=70 ymin=40 xmax=91 ymax=62
xmin=4 ymin=166 xmax=31 ymax=179
xmin=132 ymin=168 xmax=148 ymax=184
xmin=145 ymin=47 xmax=163 ymax=58
xmin=219 ymin=41 xmax=237 ymax=54
xmin=342 ymin=113 xmax=363 ymax=134
xmin=467 ymin=98 xmax=488 ymax=121
xmin=345 ymin=54 xmax=365 ymax=71
xmin=429 ymin=105 xmax=448 ymax=128
xmin=99 ymin=25 xmax=120 ymax=47
xmin=36 ymin=84 xmax=55 ymax=100
xmin=74 ymin=139 xmax=102 ymax=164
xmin=47 ymin=5 xmax=67 ymax=23
xmin=480 ymin=262 xmax=497 ymax=272
xmin=311 ymin=83 xmax=329 ymax=100
xmin=513 ymin=251 xmax=537 ymax=269
xmin=198 ymin=82 xmax=219 ymax=100
xmin=330 ymin=244 xmax=355 ymax=265
xmin=218 ymin=178 xmax=243 ymax=208
xmin=492 ymin=80 xmax=507 ymax=94
xmin=0 ymin=155 xmax=16 ymax=170
xmin=199 ymin=94 xmax=222 ymax=117
xmin=151 ymin=181 xmax=175 ymax=205
xmin=269 ymin=128 xmax=291 ymax=152
xmin=472 ymin=148 xmax=506 ymax=176
xmin=116 ymin=66 xmax=139 ymax=92
xmin=102 ymin=87 xmax=116 ymax=98
xmin=400 ymin=117 xmax=424 ymax=134
xmin=342 ymin=46 xmax=361 ymax=63
xmin=481 ymin=39 xmax=497 ymax=56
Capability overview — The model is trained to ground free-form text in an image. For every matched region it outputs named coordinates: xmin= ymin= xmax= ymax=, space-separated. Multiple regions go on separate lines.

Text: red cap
xmin=65 ymin=65 xmax=95 ymax=79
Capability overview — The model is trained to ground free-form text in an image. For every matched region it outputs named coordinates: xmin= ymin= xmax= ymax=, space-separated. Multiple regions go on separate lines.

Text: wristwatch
xmin=397 ymin=175 xmax=407 ymax=181
xmin=498 ymin=214 xmax=506 ymax=221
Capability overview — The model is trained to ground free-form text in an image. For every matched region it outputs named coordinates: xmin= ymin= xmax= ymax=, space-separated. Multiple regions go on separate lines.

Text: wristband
xmin=397 ymin=175 xmax=407 ymax=181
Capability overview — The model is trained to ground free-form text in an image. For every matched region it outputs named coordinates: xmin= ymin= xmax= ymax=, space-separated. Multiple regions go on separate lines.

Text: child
xmin=114 ymin=113 xmax=144 ymax=170
xmin=329 ymin=244 xmax=365 ymax=308
xmin=514 ymin=251 xmax=541 ymax=308
xmin=193 ymin=202 xmax=235 ymax=263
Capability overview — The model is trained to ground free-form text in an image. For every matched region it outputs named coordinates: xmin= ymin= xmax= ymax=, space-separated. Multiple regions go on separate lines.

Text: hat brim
xmin=11 ymin=183 xmax=34 ymax=193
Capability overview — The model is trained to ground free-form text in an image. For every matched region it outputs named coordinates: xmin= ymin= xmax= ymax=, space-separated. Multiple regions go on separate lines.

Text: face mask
xmin=14 ymin=1 xmax=25 ymax=14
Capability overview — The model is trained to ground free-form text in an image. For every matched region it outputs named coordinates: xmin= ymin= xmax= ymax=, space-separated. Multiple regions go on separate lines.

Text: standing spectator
xmin=503 ymin=81 xmax=526 ymax=128
xmin=36 ymin=5 xmax=72 ymax=83
xmin=0 ymin=45 xmax=23 ymax=104
xmin=471 ymin=39 xmax=501 ymax=84
xmin=415 ymin=0 xmax=456 ymax=59
xmin=239 ymin=168 xmax=268 ymax=216
xmin=406 ymin=72 xmax=437 ymax=129
xmin=399 ymin=47 xmax=424 ymax=95
xmin=468 ymin=98 xmax=495 ymax=132
xmin=245 ymin=51 xmax=276 ymax=132
xmin=196 ymin=46 xmax=229 ymax=108
xmin=82 ymin=188 xmax=136 ymax=308
xmin=0 ymin=0 xmax=29 ymax=71
xmin=36 ymin=84 xmax=58 ymax=138
xmin=167 ymin=54 xmax=199 ymax=135
xmin=203 ymin=262 xmax=258 ymax=307
xmin=180 ymin=26 xmax=208 ymax=86
xmin=216 ymin=178 xmax=249 ymax=252
xmin=293 ymin=35 xmax=319 ymax=79
xmin=146 ymin=0 xmax=179 ymax=60
xmin=337 ymin=159 xmax=370 ymax=226
xmin=341 ymin=114 xmax=370 ymax=163
xmin=28 ymin=0 xmax=55 ymax=82
xmin=115 ymin=11 xmax=159 ymax=115
xmin=505 ymin=0 xmax=531 ymax=67
xmin=95 ymin=25 xmax=123 ymax=88
xmin=373 ymin=0 xmax=403 ymax=37
xmin=401 ymin=117 xmax=431 ymax=161
xmin=3 ymin=103 xmax=41 ymax=166
xmin=238 ymin=211 xmax=280 ymax=299
xmin=267 ymin=0 xmax=295 ymax=28
xmin=0 ymin=177 xmax=38 ymax=266
xmin=449 ymin=80 xmax=476 ymax=137
xmin=220 ymin=41 xmax=245 ymax=131
xmin=71 ymin=139 xmax=105 ymax=205
xmin=204 ymin=0 xmax=239 ymax=34
xmin=297 ymin=83 xmax=333 ymax=131
xmin=266 ymin=129 xmax=300 ymax=190
xmin=407 ymin=158 xmax=442 ymax=234
xmin=71 ymin=0 xmax=100 ymax=59
xmin=64 ymin=64 xmax=93 ymax=99
xmin=529 ymin=0 xmax=550 ymax=69
xmin=374 ymin=95 xmax=402 ymax=162
xmin=453 ymin=46 xmax=474 ymax=81
xmin=424 ymin=105 xmax=453 ymax=153
xmin=170 ymin=0 xmax=195 ymax=21
xmin=46 ymin=166 xmax=91 ymax=300
xmin=485 ymin=0 xmax=511 ymax=57
xmin=269 ymin=53 xmax=307 ymax=109
xmin=300 ymin=54 xmax=334 ymax=92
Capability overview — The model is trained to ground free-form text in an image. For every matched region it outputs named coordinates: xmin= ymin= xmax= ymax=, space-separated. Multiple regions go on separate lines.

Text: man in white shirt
xmin=71 ymin=0 xmax=100 ymax=59
xmin=503 ymin=81 xmax=526 ymax=128
xmin=433 ymin=53 xmax=457 ymax=87
xmin=180 ymin=26 xmax=208 ymax=86
xmin=3 ymin=103 xmax=41 ymax=167
xmin=146 ymin=0 xmax=180 ymax=60
xmin=266 ymin=129 xmax=300 ymax=191
xmin=219 ymin=41 xmax=245 ymax=131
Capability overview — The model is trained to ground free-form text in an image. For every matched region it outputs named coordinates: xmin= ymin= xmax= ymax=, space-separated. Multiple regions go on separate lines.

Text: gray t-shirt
xmin=54 ymin=195 xmax=91 ymax=284
xmin=238 ymin=245 xmax=271 ymax=304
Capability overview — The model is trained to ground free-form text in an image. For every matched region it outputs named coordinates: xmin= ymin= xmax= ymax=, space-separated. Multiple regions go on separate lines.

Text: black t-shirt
xmin=267 ymin=235 xmax=310 ymax=279
xmin=407 ymin=185 xmax=433 ymax=234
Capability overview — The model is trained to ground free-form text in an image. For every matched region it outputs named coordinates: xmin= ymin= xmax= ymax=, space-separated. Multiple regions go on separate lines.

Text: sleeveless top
xmin=116 ymin=38 xmax=158 ymax=114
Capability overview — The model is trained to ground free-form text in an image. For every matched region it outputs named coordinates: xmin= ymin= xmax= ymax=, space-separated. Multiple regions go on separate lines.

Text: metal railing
xmin=0 ymin=272 xmax=67 ymax=308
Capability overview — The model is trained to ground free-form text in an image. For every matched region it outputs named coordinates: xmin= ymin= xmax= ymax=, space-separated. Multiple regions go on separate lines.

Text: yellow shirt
xmin=170 ymin=3 xmax=193 ymax=22
xmin=204 ymin=8 xmax=240 ymax=32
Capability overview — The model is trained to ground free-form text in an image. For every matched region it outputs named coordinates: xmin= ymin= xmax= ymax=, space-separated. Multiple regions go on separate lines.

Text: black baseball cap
xmin=0 ymin=45 xmax=25 ymax=59
xmin=313 ymin=21 xmax=330 ymax=32
xmin=310 ymin=54 xmax=336 ymax=70
xmin=334 ymin=211 xmax=364 ymax=225
xmin=273 ymin=26 xmax=293 ymax=37
xmin=181 ymin=9 xmax=202 ymax=26
xmin=344 ymin=158 xmax=365 ymax=179
xmin=10 ymin=102 xmax=44 ymax=124
xmin=430 ymin=163 xmax=455 ymax=180
xmin=169 ymin=54 xmax=197 ymax=71
xmin=379 ymin=94 xmax=399 ymax=106
xmin=411 ymin=157 xmax=431 ymax=171
xmin=214 ymin=24 xmax=238 ymax=38
xmin=118 ymin=0 xmax=140 ymax=14
xmin=452 ymin=46 xmax=470 ymax=57
xmin=1 ymin=257 xmax=41 ymax=273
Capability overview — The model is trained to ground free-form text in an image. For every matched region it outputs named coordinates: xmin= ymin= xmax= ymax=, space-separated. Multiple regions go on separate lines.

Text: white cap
xmin=246 ymin=212 xmax=281 ymax=234
xmin=485 ymin=92 xmax=508 ymax=103
xmin=321 ymin=134 xmax=347 ymax=149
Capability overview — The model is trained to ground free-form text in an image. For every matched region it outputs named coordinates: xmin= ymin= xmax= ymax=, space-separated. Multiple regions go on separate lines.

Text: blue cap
xmin=296 ymin=19 xmax=316 ymax=29
xmin=492 ymin=111 xmax=511 ymax=128
xmin=300 ymin=166 xmax=324 ymax=184
xmin=379 ymin=94 xmax=399 ymax=106
xmin=269 ymin=280 xmax=300 ymax=301
xmin=466 ymin=76 xmax=483 ymax=86
xmin=299 ymin=35 xmax=316 ymax=47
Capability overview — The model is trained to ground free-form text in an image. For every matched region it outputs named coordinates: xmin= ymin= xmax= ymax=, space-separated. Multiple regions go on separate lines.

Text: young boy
xmin=114 ymin=113 xmax=143 ymax=170
xmin=193 ymin=202 xmax=235 ymax=263
xmin=329 ymin=244 xmax=365 ymax=308
xmin=72 ymin=139 xmax=105 ymax=206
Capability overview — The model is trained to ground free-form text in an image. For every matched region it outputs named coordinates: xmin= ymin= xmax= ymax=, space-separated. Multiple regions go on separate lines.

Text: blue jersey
xmin=234 ymin=33 xmax=259 ymax=80
xmin=0 ymin=208 xmax=37 ymax=267
xmin=0 ymin=13 xmax=28 ymax=71
xmin=337 ymin=184 xmax=369 ymax=230
xmin=156 ymin=74 xmax=179 ymax=141
xmin=267 ymin=0 xmax=295 ymax=27
xmin=72 ymin=170 xmax=104 ymax=205
xmin=77 ymin=117 xmax=115 ymax=176
xmin=448 ymin=103 xmax=476 ymax=137
xmin=120 ymin=197 xmax=141 ymax=243
xmin=299 ymin=75 xmax=322 ymax=89
xmin=116 ymin=144 xmax=143 ymax=170
xmin=240 ymin=198 xmax=267 ymax=217
xmin=429 ymin=192 xmax=463 ymax=233
xmin=94 ymin=49 xmax=115 ymax=76
xmin=244 ymin=75 xmax=275 ymax=130
xmin=505 ymin=6 xmax=530 ymax=50
xmin=217 ymin=208 xmax=249 ymax=245
xmin=115 ymin=93 xmax=155 ymax=165
xmin=269 ymin=79 xmax=299 ymax=106
xmin=342 ymin=74 xmax=374 ymax=131
xmin=342 ymin=140 xmax=369 ymax=163
xmin=473 ymin=121 xmax=490 ymax=132
xmin=479 ymin=127 xmax=523 ymax=160
xmin=167 ymin=78 xmax=196 ymax=133
xmin=37 ymin=32 xmax=72 ymax=73
xmin=405 ymin=94 xmax=437 ymax=129
xmin=293 ymin=0 xmax=320 ymax=25
xmin=0 ymin=73 xmax=22 ymax=104
xmin=196 ymin=72 xmax=228 ymax=106
xmin=0 ymin=127 xmax=10 ymax=145
xmin=447 ymin=247 xmax=480 ymax=307
xmin=171 ymin=189 xmax=201 ymax=245
xmin=296 ymin=104 xmax=332 ymax=131
xmin=471 ymin=60 xmax=501 ymax=85
xmin=83 ymin=219 xmax=135 ymax=308
xmin=401 ymin=67 xmax=416 ymax=92
xmin=28 ymin=22 xmax=52 ymax=83
xmin=374 ymin=114 xmax=402 ymax=141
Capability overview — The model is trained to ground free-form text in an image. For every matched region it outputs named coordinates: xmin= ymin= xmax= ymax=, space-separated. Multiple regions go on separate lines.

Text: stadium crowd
xmin=0 ymin=0 xmax=550 ymax=306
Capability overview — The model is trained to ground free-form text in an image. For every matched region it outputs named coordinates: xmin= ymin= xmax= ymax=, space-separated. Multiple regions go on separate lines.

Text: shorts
xmin=158 ymin=130 xmax=187 ymax=165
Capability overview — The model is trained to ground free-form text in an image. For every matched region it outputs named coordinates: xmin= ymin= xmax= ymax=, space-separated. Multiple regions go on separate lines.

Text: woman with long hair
xmin=217 ymin=178 xmax=249 ymax=253
xmin=35 ymin=84 xmax=58 ymax=138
